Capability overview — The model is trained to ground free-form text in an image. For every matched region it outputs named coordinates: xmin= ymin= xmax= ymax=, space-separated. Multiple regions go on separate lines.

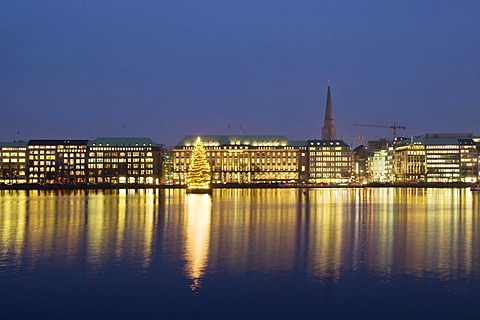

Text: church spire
xmin=322 ymin=81 xmax=337 ymax=140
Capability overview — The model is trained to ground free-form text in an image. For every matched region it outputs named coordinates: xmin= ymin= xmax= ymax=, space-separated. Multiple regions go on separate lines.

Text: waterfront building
xmin=0 ymin=141 xmax=28 ymax=184
xmin=352 ymin=145 xmax=369 ymax=183
xmin=161 ymin=146 xmax=174 ymax=184
xmin=362 ymin=140 xmax=396 ymax=183
xmin=421 ymin=134 xmax=477 ymax=183
xmin=27 ymin=140 xmax=57 ymax=184
xmin=307 ymin=140 xmax=353 ymax=184
xmin=27 ymin=140 xmax=88 ymax=184
xmin=173 ymin=135 xmax=308 ymax=184
xmin=87 ymin=137 xmax=161 ymax=184
xmin=57 ymin=140 xmax=89 ymax=184
xmin=394 ymin=141 xmax=426 ymax=182
xmin=475 ymin=137 xmax=480 ymax=182
xmin=393 ymin=134 xmax=478 ymax=183
xmin=367 ymin=149 xmax=388 ymax=182
xmin=385 ymin=145 xmax=395 ymax=182
xmin=458 ymin=138 xmax=478 ymax=183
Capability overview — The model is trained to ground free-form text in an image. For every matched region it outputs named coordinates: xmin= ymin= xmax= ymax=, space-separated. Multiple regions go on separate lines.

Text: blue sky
xmin=1 ymin=0 xmax=479 ymax=145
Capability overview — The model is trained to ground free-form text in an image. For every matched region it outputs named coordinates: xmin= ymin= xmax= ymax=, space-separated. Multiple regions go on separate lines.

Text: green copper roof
xmin=395 ymin=134 xmax=477 ymax=147
xmin=0 ymin=141 xmax=28 ymax=148
xmin=177 ymin=135 xmax=299 ymax=147
xmin=413 ymin=135 xmax=473 ymax=146
xmin=289 ymin=140 xmax=309 ymax=147
xmin=88 ymin=137 xmax=157 ymax=147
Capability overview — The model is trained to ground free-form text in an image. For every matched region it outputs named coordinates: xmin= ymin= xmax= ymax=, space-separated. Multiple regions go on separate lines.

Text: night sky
xmin=1 ymin=0 xmax=479 ymax=146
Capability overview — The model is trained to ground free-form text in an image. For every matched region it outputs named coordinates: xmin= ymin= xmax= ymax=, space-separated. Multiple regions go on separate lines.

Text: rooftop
xmin=176 ymin=135 xmax=294 ymax=147
xmin=28 ymin=140 xmax=89 ymax=146
xmin=88 ymin=137 xmax=157 ymax=147
xmin=308 ymin=139 xmax=350 ymax=147
xmin=0 ymin=141 xmax=28 ymax=148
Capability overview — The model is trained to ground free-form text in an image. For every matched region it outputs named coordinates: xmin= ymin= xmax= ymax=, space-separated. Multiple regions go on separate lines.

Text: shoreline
xmin=0 ymin=182 xmax=474 ymax=191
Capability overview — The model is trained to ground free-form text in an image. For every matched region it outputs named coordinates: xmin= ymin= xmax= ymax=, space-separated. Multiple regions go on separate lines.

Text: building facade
xmin=393 ymin=142 xmax=426 ymax=182
xmin=1 ymin=132 xmax=478 ymax=186
xmin=367 ymin=150 xmax=388 ymax=182
xmin=421 ymin=134 xmax=478 ymax=183
xmin=307 ymin=140 xmax=353 ymax=184
xmin=27 ymin=140 xmax=88 ymax=184
xmin=87 ymin=137 xmax=161 ymax=184
xmin=173 ymin=135 xmax=308 ymax=184
xmin=56 ymin=140 xmax=88 ymax=184
xmin=0 ymin=137 xmax=161 ymax=185
xmin=0 ymin=141 xmax=28 ymax=184
xmin=392 ymin=134 xmax=479 ymax=183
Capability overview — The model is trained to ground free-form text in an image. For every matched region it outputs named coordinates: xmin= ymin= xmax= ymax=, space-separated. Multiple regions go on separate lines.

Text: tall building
xmin=321 ymin=82 xmax=336 ymax=140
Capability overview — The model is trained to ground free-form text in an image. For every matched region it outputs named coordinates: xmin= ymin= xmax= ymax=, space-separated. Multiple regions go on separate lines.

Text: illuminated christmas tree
xmin=186 ymin=137 xmax=211 ymax=192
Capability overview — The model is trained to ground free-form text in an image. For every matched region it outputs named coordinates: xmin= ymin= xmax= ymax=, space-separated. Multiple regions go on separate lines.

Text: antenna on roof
xmin=240 ymin=124 xmax=243 ymax=135
xmin=227 ymin=124 xmax=231 ymax=135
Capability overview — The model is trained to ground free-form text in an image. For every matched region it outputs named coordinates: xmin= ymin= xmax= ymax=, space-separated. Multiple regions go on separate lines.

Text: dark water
xmin=1 ymin=188 xmax=480 ymax=319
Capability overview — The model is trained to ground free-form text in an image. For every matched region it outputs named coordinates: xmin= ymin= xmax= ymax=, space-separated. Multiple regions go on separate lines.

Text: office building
xmin=87 ymin=137 xmax=161 ymax=184
xmin=0 ymin=141 xmax=28 ymax=184
xmin=307 ymin=140 xmax=353 ymax=183
xmin=27 ymin=140 xmax=88 ymax=184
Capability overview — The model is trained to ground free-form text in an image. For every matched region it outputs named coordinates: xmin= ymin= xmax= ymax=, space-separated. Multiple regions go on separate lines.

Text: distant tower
xmin=322 ymin=81 xmax=337 ymax=140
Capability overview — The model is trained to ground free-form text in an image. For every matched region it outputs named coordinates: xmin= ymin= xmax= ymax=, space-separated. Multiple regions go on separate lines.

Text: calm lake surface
xmin=1 ymin=188 xmax=480 ymax=319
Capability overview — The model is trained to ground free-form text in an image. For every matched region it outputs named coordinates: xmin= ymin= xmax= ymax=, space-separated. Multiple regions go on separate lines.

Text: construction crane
xmin=354 ymin=123 xmax=406 ymax=140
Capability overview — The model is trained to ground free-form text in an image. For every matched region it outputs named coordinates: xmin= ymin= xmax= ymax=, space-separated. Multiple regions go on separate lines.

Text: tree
xmin=186 ymin=137 xmax=211 ymax=190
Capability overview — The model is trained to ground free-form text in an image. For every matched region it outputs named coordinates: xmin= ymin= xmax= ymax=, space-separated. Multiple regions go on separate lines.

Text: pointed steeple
xmin=322 ymin=81 xmax=337 ymax=140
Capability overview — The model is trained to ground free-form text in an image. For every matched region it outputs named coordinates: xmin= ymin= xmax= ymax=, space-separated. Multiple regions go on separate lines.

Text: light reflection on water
xmin=184 ymin=194 xmax=211 ymax=292
xmin=2 ymin=188 xmax=480 ymax=318
xmin=0 ymin=188 xmax=480 ymax=282
xmin=1 ymin=188 xmax=479 ymax=283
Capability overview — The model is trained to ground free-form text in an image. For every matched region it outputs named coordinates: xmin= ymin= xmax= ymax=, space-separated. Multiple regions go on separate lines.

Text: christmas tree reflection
xmin=184 ymin=193 xmax=212 ymax=293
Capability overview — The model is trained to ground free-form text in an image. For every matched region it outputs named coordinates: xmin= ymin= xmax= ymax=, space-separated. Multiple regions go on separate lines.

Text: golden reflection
xmin=348 ymin=187 xmax=478 ymax=279
xmin=184 ymin=194 xmax=212 ymax=292
xmin=1 ymin=188 xmax=480 ymax=282
xmin=0 ymin=191 xmax=27 ymax=268
xmin=208 ymin=189 xmax=299 ymax=273
xmin=86 ymin=189 xmax=157 ymax=276
xmin=205 ymin=188 xmax=480 ymax=281
xmin=307 ymin=188 xmax=354 ymax=281
xmin=0 ymin=189 xmax=158 ymax=276
xmin=87 ymin=192 xmax=107 ymax=275
xmin=142 ymin=189 xmax=156 ymax=271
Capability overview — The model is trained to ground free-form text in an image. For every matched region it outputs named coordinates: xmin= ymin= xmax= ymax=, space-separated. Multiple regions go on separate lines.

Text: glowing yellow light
xmin=184 ymin=194 xmax=211 ymax=292
xmin=186 ymin=137 xmax=211 ymax=193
